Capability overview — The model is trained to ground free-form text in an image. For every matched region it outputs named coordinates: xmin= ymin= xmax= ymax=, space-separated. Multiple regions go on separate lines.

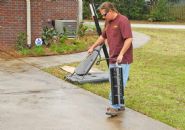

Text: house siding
xmin=0 ymin=0 xmax=78 ymax=48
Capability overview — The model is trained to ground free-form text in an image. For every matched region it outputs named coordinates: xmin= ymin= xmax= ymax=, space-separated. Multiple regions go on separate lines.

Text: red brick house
xmin=0 ymin=0 xmax=82 ymax=49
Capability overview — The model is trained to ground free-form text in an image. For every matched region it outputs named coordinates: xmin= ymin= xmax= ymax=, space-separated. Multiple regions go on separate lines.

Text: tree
xmin=83 ymin=0 xmax=148 ymax=20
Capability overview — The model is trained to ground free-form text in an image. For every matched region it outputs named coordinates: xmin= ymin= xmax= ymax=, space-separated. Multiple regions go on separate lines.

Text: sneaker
xmin=118 ymin=106 xmax=125 ymax=111
xmin=105 ymin=107 xmax=118 ymax=116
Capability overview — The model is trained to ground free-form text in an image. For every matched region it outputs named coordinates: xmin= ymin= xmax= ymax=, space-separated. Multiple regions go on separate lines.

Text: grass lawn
xmin=43 ymin=28 xmax=185 ymax=130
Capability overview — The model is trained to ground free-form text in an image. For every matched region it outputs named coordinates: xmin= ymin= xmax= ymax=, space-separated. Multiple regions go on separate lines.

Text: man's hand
xmin=87 ymin=36 xmax=105 ymax=54
xmin=117 ymin=54 xmax=123 ymax=64
xmin=87 ymin=47 xmax=94 ymax=54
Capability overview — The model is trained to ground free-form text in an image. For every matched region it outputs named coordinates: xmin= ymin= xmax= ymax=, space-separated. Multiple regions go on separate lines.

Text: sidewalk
xmin=84 ymin=21 xmax=185 ymax=29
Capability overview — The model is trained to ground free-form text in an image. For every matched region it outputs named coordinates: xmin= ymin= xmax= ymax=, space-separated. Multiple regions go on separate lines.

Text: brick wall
xmin=0 ymin=0 xmax=78 ymax=49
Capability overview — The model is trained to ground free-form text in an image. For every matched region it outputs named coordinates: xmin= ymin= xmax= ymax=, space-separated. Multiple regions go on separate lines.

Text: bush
xmin=16 ymin=32 xmax=27 ymax=51
xmin=149 ymin=0 xmax=173 ymax=21
xmin=117 ymin=0 xmax=150 ymax=20
xmin=83 ymin=0 xmax=149 ymax=20
xmin=83 ymin=1 xmax=91 ymax=19
xmin=42 ymin=26 xmax=60 ymax=46
xmin=77 ymin=23 xmax=88 ymax=37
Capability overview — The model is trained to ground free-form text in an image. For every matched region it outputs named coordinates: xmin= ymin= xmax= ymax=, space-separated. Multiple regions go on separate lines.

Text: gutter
xmin=78 ymin=0 xmax=83 ymax=22
xmin=26 ymin=0 xmax=31 ymax=48
xmin=76 ymin=0 xmax=83 ymax=38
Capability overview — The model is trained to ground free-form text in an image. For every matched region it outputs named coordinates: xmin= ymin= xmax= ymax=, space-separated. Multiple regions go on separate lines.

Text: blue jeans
xmin=109 ymin=64 xmax=130 ymax=109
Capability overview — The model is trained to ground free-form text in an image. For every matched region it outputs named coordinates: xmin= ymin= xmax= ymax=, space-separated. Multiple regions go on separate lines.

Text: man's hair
xmin=98 ymin=2 xmax=118 ymax=13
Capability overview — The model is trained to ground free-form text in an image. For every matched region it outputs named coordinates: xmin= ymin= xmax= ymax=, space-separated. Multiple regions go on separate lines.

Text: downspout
xmin=78 ymin=0 xmax=83 ymax=22
xmin=76 ymin=0 xmax=83 ymax=38
xmin=26 ymin=0 xmax=31 ymax=48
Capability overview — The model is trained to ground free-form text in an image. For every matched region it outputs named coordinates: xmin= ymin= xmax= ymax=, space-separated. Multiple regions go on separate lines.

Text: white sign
xmin=35 ymin=38 xmax=43 ymax=46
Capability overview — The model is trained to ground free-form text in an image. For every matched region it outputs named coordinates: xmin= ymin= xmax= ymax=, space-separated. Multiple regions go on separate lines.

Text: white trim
xmin=78 ymin=0 xmax=83 ymax=22
xmin=26 ymin=0 xmax=31 ymax=47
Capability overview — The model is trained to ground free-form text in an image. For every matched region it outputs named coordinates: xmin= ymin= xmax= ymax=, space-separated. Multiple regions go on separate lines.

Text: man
xmin=88 ymin=2 xmax=133 ymax=116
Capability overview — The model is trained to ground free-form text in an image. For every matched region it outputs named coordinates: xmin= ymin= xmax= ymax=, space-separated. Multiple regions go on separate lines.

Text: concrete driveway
xmin=0 ymin=32 xmax=176 ymax=130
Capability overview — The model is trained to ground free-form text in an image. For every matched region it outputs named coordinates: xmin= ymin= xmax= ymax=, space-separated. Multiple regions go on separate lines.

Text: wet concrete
xmin=0 ymin=59 xmax=176 ymax=130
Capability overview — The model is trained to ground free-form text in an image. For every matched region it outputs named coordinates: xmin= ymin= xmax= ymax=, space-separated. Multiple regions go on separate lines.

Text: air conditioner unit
xmin=55 ymin=20 xmax=77 ymax=38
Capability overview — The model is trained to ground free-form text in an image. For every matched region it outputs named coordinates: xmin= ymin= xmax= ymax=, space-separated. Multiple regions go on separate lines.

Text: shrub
xmin=60 ymin=34 xmax=68 ymax=44
xmin=149 ymin=0 xmax=173 ymax=21
xmin=83 ymin=1 xmax=91 ymax=19
xmin=42 ymin=26 xmax=59 ymax=46
xmin=83 ymin=0 xmax=149 ymax=20
xmin=77 ymin=23 xmax=88 ymax=37
xmin=117 ymin=0 xmax=148 ymax=20
xmin=16 ymin=32 xmax=27 ymax=51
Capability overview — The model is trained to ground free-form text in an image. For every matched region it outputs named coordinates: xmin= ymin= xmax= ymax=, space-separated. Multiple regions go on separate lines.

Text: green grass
xmin=128 ymin=28 xmax=185 ymax=130
xmin=43 ymin=28 xmax=185 ymax=130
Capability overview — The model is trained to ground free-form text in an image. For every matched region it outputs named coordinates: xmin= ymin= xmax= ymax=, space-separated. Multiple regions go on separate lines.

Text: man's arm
xmin=117 ymin=38 xmax=133 ymax=63
xmin=88 ymin=35 xmax=106 ymax=54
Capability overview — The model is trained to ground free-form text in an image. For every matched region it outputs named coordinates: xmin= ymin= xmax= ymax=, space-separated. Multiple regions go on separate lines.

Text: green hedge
xmin=83 ymin=0 xmax=148 ymax=20
xmin=149 ymin=0 xmax=175 ymax=21
xmin=83 ymin=0 xmax=183 ymax=21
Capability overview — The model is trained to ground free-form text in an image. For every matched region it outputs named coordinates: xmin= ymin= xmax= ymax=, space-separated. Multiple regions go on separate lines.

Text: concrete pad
xmin=132 ymin=32 xmax=150 ymax=48
xmin=60 ymin=65 xmax=103 ymax=74
xmin=0 ymin=57 xmax=176 ymax=130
